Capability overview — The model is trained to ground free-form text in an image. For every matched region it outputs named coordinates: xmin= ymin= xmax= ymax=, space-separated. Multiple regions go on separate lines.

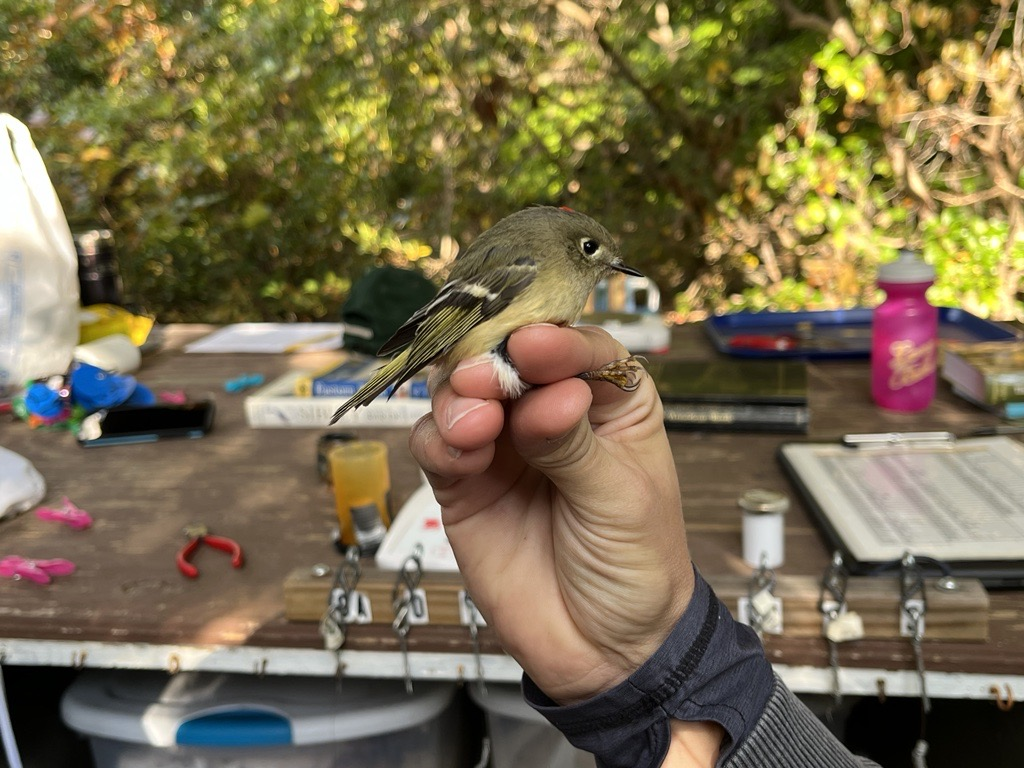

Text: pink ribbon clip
xmin=35 ymin=496 xmax=93 ymax=530
xmin=0 ymin=556 xmax=76 ymax=585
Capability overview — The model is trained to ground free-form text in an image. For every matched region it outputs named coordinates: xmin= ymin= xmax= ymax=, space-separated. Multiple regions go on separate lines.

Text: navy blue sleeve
xmin=522 ymin=568 xmax=774 ymax=768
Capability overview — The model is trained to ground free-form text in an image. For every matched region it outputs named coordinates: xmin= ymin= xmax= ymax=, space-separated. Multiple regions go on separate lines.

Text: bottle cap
xmin=877 ymin=250 xmax=935 ymax=283
xmin=738 ymin=489 xmax=790 ymax=515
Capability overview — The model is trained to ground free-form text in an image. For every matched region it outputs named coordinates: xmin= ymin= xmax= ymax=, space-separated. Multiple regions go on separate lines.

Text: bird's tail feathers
xmin=328 ymin=351 xmax=417 ymax=425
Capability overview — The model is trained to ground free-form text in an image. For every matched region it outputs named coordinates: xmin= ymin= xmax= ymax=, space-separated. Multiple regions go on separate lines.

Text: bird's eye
xmin=580 ymin=238 xmax=600 ymax=256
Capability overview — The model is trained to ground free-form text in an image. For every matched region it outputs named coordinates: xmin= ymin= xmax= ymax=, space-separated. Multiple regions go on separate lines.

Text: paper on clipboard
xmin=185 ymin=323 xmax=343 ymax=354
xmin=779 ymin=436 xmax=1024 ymax=566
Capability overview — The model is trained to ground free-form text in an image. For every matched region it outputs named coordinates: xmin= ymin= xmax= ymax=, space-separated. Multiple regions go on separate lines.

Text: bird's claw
xmin=577 ymin=355 xmax=646 ymax=392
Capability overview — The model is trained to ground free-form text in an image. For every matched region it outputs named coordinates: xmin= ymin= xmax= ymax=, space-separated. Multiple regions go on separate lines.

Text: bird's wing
xmin=331 ymin=255 xmax=538 ymax=424
xmin=376 ymin=254 xmax=537 ymax=358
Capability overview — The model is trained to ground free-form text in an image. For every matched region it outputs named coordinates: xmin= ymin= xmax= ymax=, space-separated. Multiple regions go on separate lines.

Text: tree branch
xmin=895 ymin=105 xmax=1014 ymax=128
xmin=776 ymin=0 xmax=861 ymax=55
xmin=547 ymin=1 xmax=702 ymax=147
xmin=963 ymin=0 xmax=1012 ymax=110
xmin=590 ymin=24 xmax=698 ymax=144
xmin=930 ymin=186 xmax=1003 ymax=206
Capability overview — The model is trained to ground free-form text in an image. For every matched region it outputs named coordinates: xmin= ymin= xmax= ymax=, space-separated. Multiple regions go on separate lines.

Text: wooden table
xmin=1 ymin=323 xmax=1021 ymax=704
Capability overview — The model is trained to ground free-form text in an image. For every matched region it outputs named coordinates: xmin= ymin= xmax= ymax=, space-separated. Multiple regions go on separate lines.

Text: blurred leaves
xmin=699 ymin=0 xmax=1024 ymax=320
xmin=1 ymin=0 xmax=1022 ymax=321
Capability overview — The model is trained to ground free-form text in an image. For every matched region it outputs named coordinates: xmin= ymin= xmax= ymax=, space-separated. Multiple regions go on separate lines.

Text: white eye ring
xmin=580 ymin=238 xmax=601 ymax=257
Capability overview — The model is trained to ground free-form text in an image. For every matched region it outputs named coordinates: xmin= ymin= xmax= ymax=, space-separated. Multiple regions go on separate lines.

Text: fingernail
xmin=447 ymin=445 xmax=462 ymax=460
xmin=446 ymin=398 xmax=488 ymax=430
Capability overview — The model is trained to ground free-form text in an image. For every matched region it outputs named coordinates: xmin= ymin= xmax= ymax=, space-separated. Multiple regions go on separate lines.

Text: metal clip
xmin=461 ymin=590 xmax=488 ymax=694
xmin=818 ymin=552 xmax=851 ymax=705
xmin=901 ymin=552 xmax=931 ymax=767
xmin=742 ymin=557 xmax=783 ymax=638
xmin=392 ymin=545 xmax=424 ymax=693
xmin=900 ymin=552 xmax=930 ymax=715
xmin=319 ymin=547 xmax=362 ymax=653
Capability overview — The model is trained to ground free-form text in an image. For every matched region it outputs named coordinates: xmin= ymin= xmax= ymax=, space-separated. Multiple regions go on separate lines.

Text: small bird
xmin=330 ymin=206 xmax=644 ymax=424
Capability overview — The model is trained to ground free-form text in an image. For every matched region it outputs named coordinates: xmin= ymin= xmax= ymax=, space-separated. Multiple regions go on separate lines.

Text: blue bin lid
xmin=175 ymin=709 xmax=292 ymax=746
xmin=61 ymin=670 xmax=454 ymax=747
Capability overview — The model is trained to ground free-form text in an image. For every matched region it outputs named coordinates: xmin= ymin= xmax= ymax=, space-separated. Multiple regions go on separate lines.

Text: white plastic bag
xmin=0 ymin=113 xmax=79 ymax=395
xmin=0 ymin=445 xmax=45 ymax=521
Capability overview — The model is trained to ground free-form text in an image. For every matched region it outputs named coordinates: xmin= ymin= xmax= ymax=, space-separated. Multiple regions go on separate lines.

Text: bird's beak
xmin=612 ymin=261 xmax=643 ymax=277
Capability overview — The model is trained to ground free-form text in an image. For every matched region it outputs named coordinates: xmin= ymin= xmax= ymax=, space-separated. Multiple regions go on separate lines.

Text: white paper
xmin=185 ymin=323 xmax=343 ymax=354
xmin=780 ymin=436 xmax=1024 ymax=561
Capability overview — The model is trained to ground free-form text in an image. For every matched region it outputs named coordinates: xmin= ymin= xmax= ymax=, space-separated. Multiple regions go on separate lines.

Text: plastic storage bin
xmin=60 ymin=670 xmax=459 ymax=768
xmin=468 ymin=683 xmax=595 ymax=768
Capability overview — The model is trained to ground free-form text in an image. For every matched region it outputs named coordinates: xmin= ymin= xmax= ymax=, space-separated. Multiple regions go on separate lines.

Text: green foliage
xmin=2 ymin=1 xmax=1022 ymax=322
xmin=922 ymin=209 xmax=1020 ymax=319
xmin=699 ymin=0 xmax=1024 ymax=321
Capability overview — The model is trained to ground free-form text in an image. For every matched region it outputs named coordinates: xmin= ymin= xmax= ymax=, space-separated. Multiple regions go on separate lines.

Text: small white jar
xmin=739 ymin=489 xmax=789 ymax=569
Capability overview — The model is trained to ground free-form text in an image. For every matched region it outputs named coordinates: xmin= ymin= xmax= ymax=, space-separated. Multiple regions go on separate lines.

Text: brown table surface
xmin=2 ymin=323 xmax=1023 ymax=684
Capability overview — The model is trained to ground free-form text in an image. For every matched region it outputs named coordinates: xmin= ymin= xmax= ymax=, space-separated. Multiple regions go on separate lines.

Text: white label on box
xmin=346 ymin=590 xmax=373 ymax=624
xmin=458 ymin=590 xmax=487 ymax=627
xmin=406 ymin=587 xmax=430 ymax=625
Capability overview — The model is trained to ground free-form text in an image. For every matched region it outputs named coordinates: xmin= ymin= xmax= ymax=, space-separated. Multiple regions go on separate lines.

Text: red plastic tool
xmin=176 ymin=524 xmax=244 ymax=579
xmin=728 ymin=334 xmax=801 ymax=351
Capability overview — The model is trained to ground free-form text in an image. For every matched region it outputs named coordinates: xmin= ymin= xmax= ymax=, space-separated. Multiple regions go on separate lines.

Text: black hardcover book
xmin=646 ymin=359 xmax=809 ymax=433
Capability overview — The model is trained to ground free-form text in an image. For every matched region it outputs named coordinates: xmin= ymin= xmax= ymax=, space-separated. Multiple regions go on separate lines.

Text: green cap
xmin=341 ymin=266 xmax=437 ymax=355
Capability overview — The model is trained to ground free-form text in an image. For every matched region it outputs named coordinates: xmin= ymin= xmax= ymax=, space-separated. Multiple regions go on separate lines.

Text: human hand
xmin=409 ymin=324 xmax=695 ymax=704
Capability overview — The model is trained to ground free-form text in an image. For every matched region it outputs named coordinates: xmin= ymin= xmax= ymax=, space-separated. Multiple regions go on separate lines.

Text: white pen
xmin=842 ymin=431 xmax=957 ymax=448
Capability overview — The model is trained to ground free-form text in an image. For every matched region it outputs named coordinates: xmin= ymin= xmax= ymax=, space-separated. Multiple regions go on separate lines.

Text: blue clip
xmin=224 ymin=373 xmax=265 ymax=393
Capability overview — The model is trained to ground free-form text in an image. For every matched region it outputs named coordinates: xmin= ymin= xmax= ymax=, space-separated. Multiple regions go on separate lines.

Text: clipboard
xmin=778 ymin=433 xmax=1024 ymax=588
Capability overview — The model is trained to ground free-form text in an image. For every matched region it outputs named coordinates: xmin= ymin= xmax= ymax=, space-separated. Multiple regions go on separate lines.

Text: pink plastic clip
xmin=0 ymin=556 xmax=76 ymax=585
xmin=35 ymin=496 xmax=93 ymax=530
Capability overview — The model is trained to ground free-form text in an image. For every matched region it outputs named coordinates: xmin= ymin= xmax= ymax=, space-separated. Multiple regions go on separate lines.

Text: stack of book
xmin=292 ymin=355 xmax=429 ymax=399
xmin=246 ymin=352 xmax=811 ymax=433
xmin=941 ymin=340 xmax=1024 ymax=420
xmin=245 ymin=354 xmax=430 ymax=428
xmin=646 ymin=358 xmax=809 ymax=433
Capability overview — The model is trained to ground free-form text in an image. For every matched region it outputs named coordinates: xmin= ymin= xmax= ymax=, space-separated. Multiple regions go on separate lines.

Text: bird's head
xmin=512 ymin=206 xmax=643 ymax=279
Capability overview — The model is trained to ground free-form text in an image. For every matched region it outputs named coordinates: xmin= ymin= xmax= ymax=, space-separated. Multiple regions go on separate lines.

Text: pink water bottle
xmin=871 ymin=250 xmax=938 ymax=411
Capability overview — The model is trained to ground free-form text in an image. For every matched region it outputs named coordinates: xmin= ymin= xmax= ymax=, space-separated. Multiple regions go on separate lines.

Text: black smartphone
xmin=77 ymin=400 xmax=215 ymax=447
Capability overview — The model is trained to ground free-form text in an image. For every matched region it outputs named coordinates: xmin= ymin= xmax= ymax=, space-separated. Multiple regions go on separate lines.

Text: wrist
xmin=522 ymin=563 xmax=696 ymax=706
xmin=523 ymin=568 xmax=774 ymax=768
xmin=558 ymin=566 xmax=696 ymax=705
xmin=663 ymin=720 xmax=725 ymax=767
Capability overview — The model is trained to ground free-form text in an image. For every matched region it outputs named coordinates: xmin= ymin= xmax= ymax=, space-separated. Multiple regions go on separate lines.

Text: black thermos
xmin=73 ymin=229 xmax=123 ymax=306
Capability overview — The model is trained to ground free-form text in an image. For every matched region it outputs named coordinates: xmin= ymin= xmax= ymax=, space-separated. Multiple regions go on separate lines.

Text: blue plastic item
xmin=704 ymin=307 xmax=1017 ymax=360
xmin=176 ymin=709 xmax=292 ymax=747
xmin=23 ymin=383 xmax=66 ymax=419
xmin=69 ymin=362 xmax=138 ymax=410
xmin=224 ymin=373 xmax=265 ymax=393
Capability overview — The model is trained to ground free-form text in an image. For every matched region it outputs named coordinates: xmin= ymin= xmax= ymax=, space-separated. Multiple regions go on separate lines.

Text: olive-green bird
xmin=329 ymin=206 xmax=644 ymax=424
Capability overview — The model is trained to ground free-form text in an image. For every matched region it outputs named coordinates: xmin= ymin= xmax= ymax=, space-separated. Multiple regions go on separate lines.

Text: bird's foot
xmin=577 ymin=355 xmax=646 ymax=391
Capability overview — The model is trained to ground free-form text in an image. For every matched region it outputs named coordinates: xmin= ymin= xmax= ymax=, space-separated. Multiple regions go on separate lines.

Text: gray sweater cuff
xmin=523 ymin=568 xmax=773 ymax=768
xmin=727 ymin=675 xmax=876 ymax=767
